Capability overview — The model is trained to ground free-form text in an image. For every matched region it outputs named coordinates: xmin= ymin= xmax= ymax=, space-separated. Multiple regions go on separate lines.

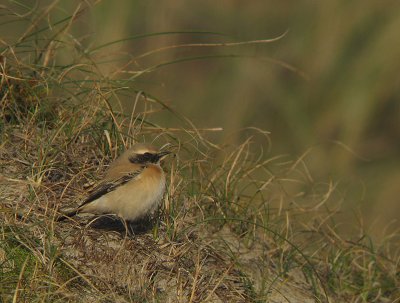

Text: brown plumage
xmin=58 ymin=143 xmax=171 ymax=222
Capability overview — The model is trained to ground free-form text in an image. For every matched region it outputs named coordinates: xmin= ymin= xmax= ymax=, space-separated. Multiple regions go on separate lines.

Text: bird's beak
xmin=157 ymin=151 xmax=172 ymax=161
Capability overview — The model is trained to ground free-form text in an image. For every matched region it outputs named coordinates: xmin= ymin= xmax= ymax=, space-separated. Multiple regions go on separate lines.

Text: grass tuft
xmin=0 ymin=2 xmax=398 ymax=302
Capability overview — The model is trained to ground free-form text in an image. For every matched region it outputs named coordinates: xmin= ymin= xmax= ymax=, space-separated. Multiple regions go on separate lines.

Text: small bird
xmin=57 ymin=143 xmax=171 ymax=223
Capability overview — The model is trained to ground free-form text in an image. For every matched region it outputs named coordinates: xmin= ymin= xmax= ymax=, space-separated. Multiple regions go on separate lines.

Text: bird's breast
xmin=109 ymin=164 xmax=166 ymax=221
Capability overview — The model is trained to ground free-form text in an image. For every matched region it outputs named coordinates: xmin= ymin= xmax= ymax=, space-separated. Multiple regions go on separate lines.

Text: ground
xmin=1 ymin=125 xmax=328 ymax=302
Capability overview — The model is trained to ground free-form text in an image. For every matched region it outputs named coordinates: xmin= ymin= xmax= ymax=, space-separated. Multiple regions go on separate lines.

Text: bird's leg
xmin=121 ymin=218 xmax=135 ymax=238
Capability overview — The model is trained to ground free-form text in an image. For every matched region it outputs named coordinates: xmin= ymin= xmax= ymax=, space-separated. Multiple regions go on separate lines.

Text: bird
xmin=57 ymin=143 xmax=171 ymax=224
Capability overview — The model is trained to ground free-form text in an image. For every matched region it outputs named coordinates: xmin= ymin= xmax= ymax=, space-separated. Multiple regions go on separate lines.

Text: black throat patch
xmin=129 ymin=153 xmax=159 ymax=164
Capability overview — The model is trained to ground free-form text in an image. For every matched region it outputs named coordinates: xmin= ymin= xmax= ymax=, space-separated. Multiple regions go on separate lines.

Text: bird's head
xmin=127 ymin=143 xmax=171 ymax=164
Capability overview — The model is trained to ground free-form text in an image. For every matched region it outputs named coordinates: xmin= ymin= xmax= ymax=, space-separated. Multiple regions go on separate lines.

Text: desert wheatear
xmin=58 ymin=143 xmax=171 ymax=223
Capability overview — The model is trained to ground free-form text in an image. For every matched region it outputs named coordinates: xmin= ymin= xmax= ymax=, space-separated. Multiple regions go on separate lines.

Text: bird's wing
xmin=78 ymin=166 xmax=145 ymax=208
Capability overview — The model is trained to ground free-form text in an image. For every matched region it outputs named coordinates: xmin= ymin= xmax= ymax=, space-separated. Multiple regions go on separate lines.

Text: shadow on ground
xmin=85 ymin=215 xmax=155 ymax=236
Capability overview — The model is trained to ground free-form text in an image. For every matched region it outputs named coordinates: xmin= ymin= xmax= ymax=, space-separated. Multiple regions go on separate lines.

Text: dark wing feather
xmin=56 ymin=166 xmax=145 ymax=222
xmin=78 ymin=166 xmax=144 ymax=208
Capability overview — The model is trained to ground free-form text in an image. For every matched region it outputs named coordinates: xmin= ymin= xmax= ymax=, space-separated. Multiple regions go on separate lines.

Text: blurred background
xmin=2 ymin=1 xmax=400 ymax=241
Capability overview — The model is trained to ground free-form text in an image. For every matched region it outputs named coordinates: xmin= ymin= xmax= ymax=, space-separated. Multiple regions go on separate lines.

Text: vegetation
xmin=0 ymin=2 xmax=398 ymax=302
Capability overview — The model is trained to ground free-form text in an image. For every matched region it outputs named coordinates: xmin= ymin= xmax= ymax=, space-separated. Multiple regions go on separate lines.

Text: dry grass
xmin=1 ymin=2 xmax=399 ymax=303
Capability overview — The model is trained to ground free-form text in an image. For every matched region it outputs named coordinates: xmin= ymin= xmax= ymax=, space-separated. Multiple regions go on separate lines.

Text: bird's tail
xmin=56 ymin=208 xmax=79 ymax=222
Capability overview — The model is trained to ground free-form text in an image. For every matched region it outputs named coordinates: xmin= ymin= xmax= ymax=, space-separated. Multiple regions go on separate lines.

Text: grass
xmin=1 ymin=2 xmax=399 ymax=302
